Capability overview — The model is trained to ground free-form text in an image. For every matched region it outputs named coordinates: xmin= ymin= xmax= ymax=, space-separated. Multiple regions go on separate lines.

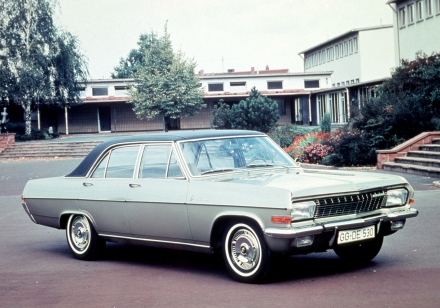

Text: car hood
xmin=211 ymin=168 xmax=409 ymax=199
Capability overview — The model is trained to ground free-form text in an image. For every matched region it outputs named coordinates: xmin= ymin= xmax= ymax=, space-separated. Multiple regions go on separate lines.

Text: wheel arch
xmin=59 ymin=210 xmax=97 ymax=230
xmin=210 ymin=213 xmax=264 ymax=251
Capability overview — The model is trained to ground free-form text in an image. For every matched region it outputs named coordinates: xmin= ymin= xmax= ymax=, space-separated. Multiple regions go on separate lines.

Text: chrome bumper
xmin=265 ymin=208 xmax=418 ymax=239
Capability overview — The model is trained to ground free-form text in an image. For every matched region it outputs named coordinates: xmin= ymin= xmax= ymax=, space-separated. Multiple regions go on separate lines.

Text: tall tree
xmin=0 ymin=0 xmax=88 ymax=135
xmin=127 ymin=25 xmax=204 ymax=131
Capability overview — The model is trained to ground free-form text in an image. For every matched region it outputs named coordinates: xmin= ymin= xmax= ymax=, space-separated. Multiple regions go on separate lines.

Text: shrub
xmin=284 ymin=131 xmax=329 ymax=160
xmin=322 ymin=129 xmax=374 ymax=166
xmin=212 ymin=100 xmax=232 ymax=129
xmin=320 ymin=112 xmax=331 ymax=133
xmin=268 ymin=124 xmax=314 ymax=148
xmin=301 ymin=143 xmax=333 ymax=164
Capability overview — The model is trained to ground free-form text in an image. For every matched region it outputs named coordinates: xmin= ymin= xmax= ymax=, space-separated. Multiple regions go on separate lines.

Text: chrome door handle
xmin=129 ymin=184 xmax=141 ymax=188
xmin=83 ymin=182 xmax=93 ymax=187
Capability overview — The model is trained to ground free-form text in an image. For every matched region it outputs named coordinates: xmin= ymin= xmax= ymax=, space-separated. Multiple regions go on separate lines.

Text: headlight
xmin=291 ymin=201 xmax=316 ymax=221
xmin=386 ymin=189 xmax=408 ymax=207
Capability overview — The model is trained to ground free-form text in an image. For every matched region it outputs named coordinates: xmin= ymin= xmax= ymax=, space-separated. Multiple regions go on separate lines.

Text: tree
xmin=350 ymin=52 xmax=440 ymax=152
xmin=0 ymin=0 xmax=88 ymax=135
xmin=229 ymin=87 xmax=279 ymax=133
xmin=111 ymin=33 xmax=157 ymax=79
xmin=212 ymin=99 xmax=232 ymax=129
xmin=127 ymin=24 xmax=204 ymax=131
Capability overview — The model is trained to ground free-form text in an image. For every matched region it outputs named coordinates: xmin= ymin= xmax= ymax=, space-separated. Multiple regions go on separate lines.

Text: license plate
xmin=337 ymin=225 xmax=375 ymax=244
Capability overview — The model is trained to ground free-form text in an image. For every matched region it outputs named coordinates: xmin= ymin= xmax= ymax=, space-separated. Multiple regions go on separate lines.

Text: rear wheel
xmin=222 ymin=221 xmax=271 ymax=283
xmin=66 ymin=214 xmax=105 ymax=260
xmin=334 ymin=235 xmax=383 ymax=263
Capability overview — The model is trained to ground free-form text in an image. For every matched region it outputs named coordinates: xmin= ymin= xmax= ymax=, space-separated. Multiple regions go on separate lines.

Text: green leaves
xmin=127 ymin=24 xmax=204 ymax=130
xmin=0 ymin=0 xmax=88 ymax=135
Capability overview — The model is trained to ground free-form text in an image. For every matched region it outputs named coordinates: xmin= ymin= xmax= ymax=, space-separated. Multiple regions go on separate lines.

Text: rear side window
xmin=92 ymin=146 xmax=140 ymax=178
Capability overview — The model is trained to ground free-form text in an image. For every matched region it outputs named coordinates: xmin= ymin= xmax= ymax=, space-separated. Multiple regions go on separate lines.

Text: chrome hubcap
xmin=71 ymin=216 xmax=90 ymax=251
xmin=230 ymin=229 xmax=260 ymax=271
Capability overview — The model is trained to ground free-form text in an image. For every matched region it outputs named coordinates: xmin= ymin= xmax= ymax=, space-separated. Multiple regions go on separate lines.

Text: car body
xmin=21 ymin=130 xmax=418 ymax=283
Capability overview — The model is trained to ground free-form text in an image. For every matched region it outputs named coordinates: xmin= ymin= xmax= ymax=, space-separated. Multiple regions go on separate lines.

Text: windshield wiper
xmin=246 ymin=163 xmax=274 ymax=168
xmin=200 ymin=168 xmax=234 ymax=175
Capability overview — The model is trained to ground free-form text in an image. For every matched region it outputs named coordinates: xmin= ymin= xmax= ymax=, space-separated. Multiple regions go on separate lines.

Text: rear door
xmin=125 ymin=144 xmax=192 ymax=241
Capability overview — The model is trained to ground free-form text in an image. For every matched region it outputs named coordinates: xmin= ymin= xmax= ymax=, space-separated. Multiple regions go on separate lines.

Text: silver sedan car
xmin=21 ymin=130 xmax=418 ymax=283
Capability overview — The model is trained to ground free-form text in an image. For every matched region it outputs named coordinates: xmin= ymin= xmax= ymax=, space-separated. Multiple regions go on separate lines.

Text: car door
xmin=125 ymin=143 xmax=192 ymax=241
xmin=77 ymin=145 xmax=140 ymax=236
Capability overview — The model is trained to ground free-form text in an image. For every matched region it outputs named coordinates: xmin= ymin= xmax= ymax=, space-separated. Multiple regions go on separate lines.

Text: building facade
xmin=299 ymin=25 xmax=395 ymax=125
xmin=387 ymin=0 xmax=440 ymax=65
xmin=40 ymin=68 xmax=332 ymax=134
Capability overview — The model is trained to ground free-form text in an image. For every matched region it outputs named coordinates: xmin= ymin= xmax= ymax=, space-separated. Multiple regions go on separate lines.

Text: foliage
xmin=301 ymin=143 xmax=333 ymax=164
xmin=0 ymin=0 xmax=88 ymax=135
xmin=111 ymin=33 xmax=158 ymax=79
xmin=127 ymin=24 xmax=204 ymax=131
xmin=212 ymin=100 xmax=232 ymax=129
xmin=227 ymin=87 xmax=279 ymax=133
xmin=267 ymin=124 xmax=314 ymax=148
xmin=321 ymin=129 xmax=374 ymax=166
xmin=284 ymin=131 xmax=328 ymax=160
xmin=350 ymin=52 xmax=440 ymax=151
xmin=320 ymin=112 xmax=331 ymax=133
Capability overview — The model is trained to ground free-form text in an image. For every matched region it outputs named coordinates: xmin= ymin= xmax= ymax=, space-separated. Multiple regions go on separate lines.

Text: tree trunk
xmin=22 ymin=101 xmax=32 ymax=135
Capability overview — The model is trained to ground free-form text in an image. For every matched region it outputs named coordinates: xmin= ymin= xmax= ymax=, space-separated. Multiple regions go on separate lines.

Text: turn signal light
xmin=21 ymin=194 xmax=25 ymax=202
xmin=409 ymin=198 xmax=414 ymax=205
xmin=271 ymin=216 xmax=292 ymax=224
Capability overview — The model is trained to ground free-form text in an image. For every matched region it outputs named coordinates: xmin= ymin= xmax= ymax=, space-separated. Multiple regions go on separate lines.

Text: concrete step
xmin=0 ymin=141 xmax=102 ymax=159
xmin=419 ymin=144 xmax=440 ymax=152
xmin=395 ymin=156 xmax=440 ymax=168
xmin=407 ymin=150 xmax=440 ymax=160
xmin=383 ymin=162 xmax=440 ymax=178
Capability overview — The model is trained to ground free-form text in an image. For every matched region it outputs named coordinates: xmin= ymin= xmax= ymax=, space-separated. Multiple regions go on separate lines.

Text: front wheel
xmin=222 ymin=221 xmax=271 ymax=283
xmin=333 ymin=235 xmax=384 ymax=263
xmin=66 ymin=214 xmax=105 ymax=260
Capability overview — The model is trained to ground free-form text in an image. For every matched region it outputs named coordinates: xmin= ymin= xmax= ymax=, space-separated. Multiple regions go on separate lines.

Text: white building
xmin=298 ymin=25 xmax=395 ymax=125
xmin=387 ymin=0 xmax=440 ymax=65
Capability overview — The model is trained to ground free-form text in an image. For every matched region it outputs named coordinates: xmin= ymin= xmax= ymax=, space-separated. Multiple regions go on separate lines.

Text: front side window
xmin=267 ymin=81 xmax=283 ymax=89
xmin=138 ymin=145 xmax=184 ymax=179
xmin=180 ymin=136 xmax=296 ymax=176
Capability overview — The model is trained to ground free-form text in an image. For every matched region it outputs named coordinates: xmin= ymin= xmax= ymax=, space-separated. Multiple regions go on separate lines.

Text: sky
xmin=56 ymin=0 xmax=394 ymax=79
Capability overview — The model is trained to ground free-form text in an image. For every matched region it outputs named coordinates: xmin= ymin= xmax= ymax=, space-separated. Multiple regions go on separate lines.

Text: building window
xmin=356 ymin=78 xmax=360 ymax=83
xmin=335 ymin=44 xmax=340 ymax=59
xmin=208 ymin=83 xmax=224 ymax=92
xmin=92 ymin=87 xmax=108 ymax=96
xmin=273 ymin=99 xmax=286 ymax=116
xmin=344 ymin=41 xmax=348 ymax=56
xmin=351 ymin=80 xmax=354 ymax=84
xmin=408 ymin=4 xmax=415 ymax=23
xmin=426 ymin=0 xmax=433 ymax=16
xmin=230 ymin=81 xmax=246 ymax=92
xmin=339 ymin=43 xmax=343 ymax=57
xmin=349 ymin=40 xmax=353 ymax=54
xmin=400 ymin=7 xmax=406 ymax=26
xmin=337 ymin=83 xmax=340 ymax=87
xmin=322 ymin=50 xmax=326 ymax=63
xmin=304 ymin=80 xmax=320 ymax=88
xmin=416 ymin=1 xmax=424 ymax=20
xmin=267 ymin=81 xmax=283 ymax=90
xmin=294 ymin=98 xmax=303 ymax=123
xmin=353 ymin=37 xmax=358 ymax=52
xmin=341 ymin=81 xmax=345 ymax=86
xmin=114 ymin=86 xmax=128 ymax=96
xmin=436 ymin=0 xmax=440 ymax=13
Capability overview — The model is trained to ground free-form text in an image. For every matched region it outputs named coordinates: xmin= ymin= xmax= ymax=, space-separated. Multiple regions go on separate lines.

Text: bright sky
xmin=56 ymin=0 xmax=393 ymax=79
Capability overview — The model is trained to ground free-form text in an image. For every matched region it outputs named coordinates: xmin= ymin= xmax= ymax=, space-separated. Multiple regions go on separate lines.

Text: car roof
xmin=66 ymin=129 xmax=265 ymax=177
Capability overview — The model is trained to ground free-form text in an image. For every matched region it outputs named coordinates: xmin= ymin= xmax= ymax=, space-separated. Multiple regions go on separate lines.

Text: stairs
xmin=382 ymin=138 xmax=440 ymax=178
xmin=0 ymin=141 xmax=102 ymax=159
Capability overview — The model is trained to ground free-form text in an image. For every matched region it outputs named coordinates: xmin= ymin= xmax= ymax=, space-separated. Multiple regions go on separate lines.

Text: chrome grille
xmin=314 ymin=190 xmax=387 ymax=219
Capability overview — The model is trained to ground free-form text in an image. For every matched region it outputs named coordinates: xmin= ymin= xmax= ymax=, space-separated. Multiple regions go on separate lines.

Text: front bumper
xmin=264 ymin=208 xmax=418 ymax=252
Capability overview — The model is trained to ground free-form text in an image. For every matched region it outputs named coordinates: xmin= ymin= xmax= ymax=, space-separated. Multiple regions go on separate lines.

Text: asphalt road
xmin=1 ymin=158 xmax=439 ymax=307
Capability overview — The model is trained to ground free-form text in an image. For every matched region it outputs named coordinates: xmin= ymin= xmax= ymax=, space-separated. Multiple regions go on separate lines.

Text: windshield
xmin=179 ymin=136 xmax=297 ymax=176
